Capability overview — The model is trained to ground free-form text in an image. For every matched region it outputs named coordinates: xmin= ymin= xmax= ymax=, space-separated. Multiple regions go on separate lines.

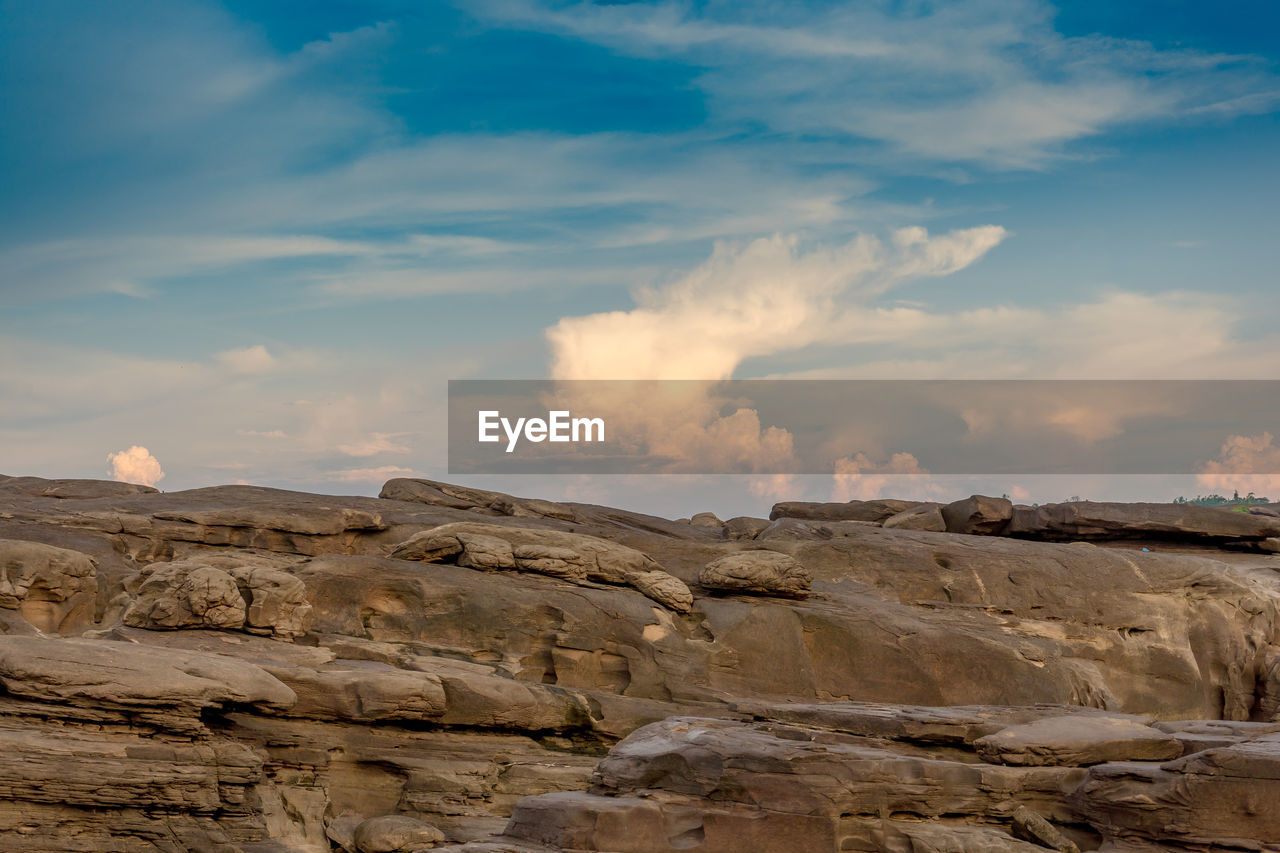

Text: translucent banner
xmin=447 ymin=380 xmax=1280 ymax=475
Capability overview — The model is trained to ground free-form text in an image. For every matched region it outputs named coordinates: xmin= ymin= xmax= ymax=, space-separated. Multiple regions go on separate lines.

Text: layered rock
xmin=0 ymin=474 xmax=1277 ymax=851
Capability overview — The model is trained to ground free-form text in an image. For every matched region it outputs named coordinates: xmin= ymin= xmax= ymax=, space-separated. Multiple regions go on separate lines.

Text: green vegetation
xmin=1173 ymin=491 xmax=1271 ymax=506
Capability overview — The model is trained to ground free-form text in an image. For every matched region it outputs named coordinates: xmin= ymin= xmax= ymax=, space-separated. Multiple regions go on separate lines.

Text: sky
xmin=2 ymin=0 xmax=1279 ymax=516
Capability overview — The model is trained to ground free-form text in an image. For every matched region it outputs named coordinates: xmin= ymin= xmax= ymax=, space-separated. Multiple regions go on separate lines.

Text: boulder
xmin=723 ymin=516 xmax=770 ymax=540
xmin=229 ymin=564 xmax=314 ymax=639
xmin=390 ymin=522 xmax=692 ymax=612
xmin=941 ymin=495 xmax=1013 ymax=535
xmin=699 ymin=550 xmax=811 ymax=598
xmin=123 ymin=556 xmax=313 ymax=638
xmin=354 ymin=815 xmax=446 ymax=852
xmin=124 ymin=563 xmax=246 ymax=630
xmin=769 ymin=498 xmax=918 ymax=523
xmin=380 ymin=477 xmax=575 ymax=521
xmin=0 ymin=539 xmax=98 ymax=633
xmin=688 ymin=512 xmax=723 ymax=529
xmin=881 ymin=503 xmax=946 ymax=532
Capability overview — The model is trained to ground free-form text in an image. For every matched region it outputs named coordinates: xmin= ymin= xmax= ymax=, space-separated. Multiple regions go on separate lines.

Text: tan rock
xmin=699 ymin=550 xmax=811 ymax=598
xmin=0 ymin=539 xmax=98 ymax=634
xmin=942 ymin=494 xmax=1013 ymax=535
xmin=975 ymin=715 xmax=1183 ymax=766
xmin=881 ymin=503 xmax=946 ymax=531
xmin=354 ymin=814 xmax=446 ymax=852
xmin=123 ymin=562 xmax=246 ymax=630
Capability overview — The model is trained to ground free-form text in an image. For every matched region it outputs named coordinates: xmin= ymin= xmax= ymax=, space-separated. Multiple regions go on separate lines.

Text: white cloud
xmin=216 ymin=344 xmax=276 ymax=374
xmin=477 ymin=0 xmax=1278 ymax=168
xmin=107 ymin=445 xmax=165 ymax=487
xmin=831 ymin=452 xmax=947 ymax=502
xmin=548 ymin=226 xmax=1006 ymax=380
xmin=1197 ymin=433 xmax=1280 ymax=498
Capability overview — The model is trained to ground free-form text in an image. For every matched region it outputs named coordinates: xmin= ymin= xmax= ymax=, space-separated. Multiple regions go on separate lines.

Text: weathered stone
xmin=689 ymin=512 xmax=724 ymax=528
xmin=881 ymin=503 xmax=947 ymax=532
xmin=1010 ymin=805 xmax=1080 ymax=853
xmin=455 ymin=533 xmax=517 ymax=570
xmin=1008 ymin=500 xmax=1280 ymax=542
xmin=353 ymin=814 xmax=445 ymax=852
xmin=723 ymin=516 xmax=770 ymax=540
xmin=769 ymin=498 xmax=918 ymax=523
xmin=0 ymin=539 xmax=98 ymax=633
xmin=390 ymin=522 xmax=690 ymax=611
xmin=941 ymin=494 xmax=1013 ymax=535
xmin=975 ymin=715 xmax=1183 ymax=766
xmin=699 ymin=550 xmax=811 ymax=598
xmin=123 ymin=562 xmax=247 ymax=630
xmin=381 ymin=477 xmax=575 ymax=521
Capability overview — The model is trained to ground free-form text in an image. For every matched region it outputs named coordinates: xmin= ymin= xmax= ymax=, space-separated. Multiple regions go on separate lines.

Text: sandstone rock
xmin=1257 ymin=536 xmax=1280 ymax=553
xmin=975 ymin=715 xmax=1183 ymax=766
xmin=381 ymin=478 xmax=575 ymax=521
xmin=0 ymin=635 xmax=295 ymax=715
xmin=881 ymin=503 xmax=946 ymax=531
xmin=0 ymin=475 xmax=158 ymax=499
xmin=0 ymin=538 xmax=98 ymax=634
xmin=8 ymin=475 xmax=1280 ymax=852
xmin=390 ymin=522 xmax=691 ymax=612
xmin=455 ymin=533 xmax=517 ymax=570
xmin=941 ymin=494 xmax=1013 ymax=535
xmin=688 ymin=512 xmax=723 ymax=528
xmin=627 ymin=569 xmax=694 ymax=613
xmin=353 ymin=814 xmax=445 ymax=852
xmin=154 ymin=505 xmax=387 ymax=535
xmin=769 ymin=498 xmax=918 ymax=523
xmin=1010 ymin=805 xmax=1080 ymax=853
xmin=699 ymin=550 xmax=811 ymax=598
xmin=1008 ymin=500 xmax=1280 ymax=542
xmin=1075 ymin=733 xmax=1280 ymax=849
xmin=124 ymin=562 xmax=246 ymax=630
xmin=229 ymin=564 xmax=314 ymax=638
xmin=723 ymin=516 xmax=770 ymax=540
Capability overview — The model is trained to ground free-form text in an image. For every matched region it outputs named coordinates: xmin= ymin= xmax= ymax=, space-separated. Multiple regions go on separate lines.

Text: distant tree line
xmin=1172 ymin=491 xmax=1271 ymax=506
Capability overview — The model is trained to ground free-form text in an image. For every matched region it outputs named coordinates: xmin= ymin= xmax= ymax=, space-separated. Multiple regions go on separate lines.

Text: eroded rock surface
xmin=0 ymin=474 xmax=1277 ymax=851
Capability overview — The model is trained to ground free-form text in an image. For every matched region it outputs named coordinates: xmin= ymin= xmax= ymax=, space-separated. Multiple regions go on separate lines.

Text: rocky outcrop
xmin=0 ymin=474 xmax=1279 ymax=850
xmin=389 ymin=522 xmax=693 ymax=612
xmin=698 ymin=550 xmax=811 ymax=598
xmin=0 ymin=539 xmax=98 ymax=633
xmin=881 ymin=502 xmax=946 ymax=531
xmin=942 ymin=494 xmax=1014 ymax=535
xmin=769 ymin=498 xmax=919 ymax=523
xmin=380 ymin=478 xmax=575 ymax=521
xmin=1009 ymin=499 xmax=1280 ymax=543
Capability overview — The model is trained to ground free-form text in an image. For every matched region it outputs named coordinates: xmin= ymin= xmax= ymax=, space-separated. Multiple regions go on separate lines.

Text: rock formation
xmin=0 ymin=476 xmax=1278 ymax=851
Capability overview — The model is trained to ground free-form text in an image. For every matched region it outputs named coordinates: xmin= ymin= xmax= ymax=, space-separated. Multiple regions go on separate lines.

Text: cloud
xmin=217 ymin=344 xmax=275 ymax=374
xmin=237 ymin=428 xmax=288 ymax=439
xmin=107 ymin=445 xmax=165 ymax=487
xmin=548 ymin=226 xmax=1006 ymax=380
xmin=831 ymin=451 xmax=947 ymax=502
xmin=336 ymin=432 xmax=411 ymax=457
xmin=476 ymin=0 xmax=1280 ymax=168
xmin=542 ymin=226 xmax=1002 ymax=480
xmin=1197 ymin=432 xmax=1280 ymax=498
xmin=326 ymin=465 xmax=421 ymax=483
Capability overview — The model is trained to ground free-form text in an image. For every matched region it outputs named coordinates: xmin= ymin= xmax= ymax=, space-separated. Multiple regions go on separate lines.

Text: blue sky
xmin=2 ymin=0 xmax=1279 ymax=513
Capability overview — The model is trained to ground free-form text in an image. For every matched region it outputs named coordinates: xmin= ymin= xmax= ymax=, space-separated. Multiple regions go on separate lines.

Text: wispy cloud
xmin=476 ymin=0 xmax=1279 ymax=168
